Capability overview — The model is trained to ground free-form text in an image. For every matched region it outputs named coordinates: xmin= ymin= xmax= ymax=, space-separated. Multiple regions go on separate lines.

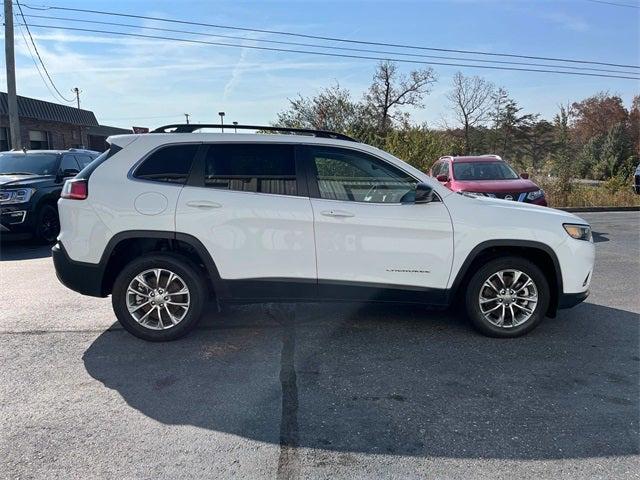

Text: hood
xmin=0 ymin=174 xmax=55 ymax=188
xmin=459 ymin=192 xmax=588 ymax=223
xmin=453 ymin=178 xmax=540 ymax=193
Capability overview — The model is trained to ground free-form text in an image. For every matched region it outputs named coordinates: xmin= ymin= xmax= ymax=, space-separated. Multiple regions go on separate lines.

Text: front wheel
xmin=34 ymin=205 xmax=60 ymax=244
xmin=464 ymin=257 xmax=550 ymax=338
xmin=111 ymin=254 xmax=207 ymax=341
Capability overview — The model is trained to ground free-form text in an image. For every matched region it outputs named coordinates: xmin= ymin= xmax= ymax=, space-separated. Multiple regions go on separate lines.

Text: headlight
xmin=0 ymin=188 xmax=35 ymax=204
xmin=527 ymin=189 xmax=544 ymax=201
xmin=563 ymin=223 xmax=592 ymax=242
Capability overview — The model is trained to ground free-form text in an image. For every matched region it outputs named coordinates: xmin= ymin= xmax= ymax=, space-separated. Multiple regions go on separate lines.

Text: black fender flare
xmin=449 ymin=239 xmax=563 ymax=316
xmin=98 ymin=230 xmax=227 ymax=298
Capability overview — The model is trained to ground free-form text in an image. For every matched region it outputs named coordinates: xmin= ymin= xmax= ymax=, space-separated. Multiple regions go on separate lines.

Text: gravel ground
xmin=1 ymin=211 xmax=638 ymax=480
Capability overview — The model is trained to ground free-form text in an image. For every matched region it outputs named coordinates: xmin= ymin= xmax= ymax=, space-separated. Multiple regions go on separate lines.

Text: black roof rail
xmin=151 ymin=123 xmax=357 ymax=142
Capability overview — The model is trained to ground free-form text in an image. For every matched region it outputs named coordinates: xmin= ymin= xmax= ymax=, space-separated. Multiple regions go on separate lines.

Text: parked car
xmin=430 ymin=155 xmax=547 ymax=206
xmin=52 ymin=124 xmax=594 ymax=341
xmin=0 ymin=149 xmax=100 ymax=242
xmin=634 ymin=163 xmax=640 ymax=194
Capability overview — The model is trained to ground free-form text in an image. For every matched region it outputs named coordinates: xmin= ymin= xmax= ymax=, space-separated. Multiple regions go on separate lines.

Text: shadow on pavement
xmin=0 ymin=240 xmax=52 ymax=261
xmin=592 ymin=231 xmax=610 ymax=243
xmin=83 ymin=301 xmax=639 ymax=460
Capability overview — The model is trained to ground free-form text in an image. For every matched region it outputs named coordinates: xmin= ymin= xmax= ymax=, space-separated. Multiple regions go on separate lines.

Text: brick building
xmin=0 ymin=92 xmax=131 ymax=152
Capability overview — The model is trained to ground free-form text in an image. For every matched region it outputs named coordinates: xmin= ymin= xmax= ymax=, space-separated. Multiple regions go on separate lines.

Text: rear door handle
xmin=321 ymin=209 xmax=355 ymax=218
xmin=186 ymin=200 xmax=222 ymax=209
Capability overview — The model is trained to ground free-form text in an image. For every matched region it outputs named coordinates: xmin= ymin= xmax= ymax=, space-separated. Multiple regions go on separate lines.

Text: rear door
xmin=304 ymin=145 xmax=453 ymax=303
xmin=175 ymin=142 xmax=317 ymax=300
xmin=60 ymin=154 xmax=81 ymax=177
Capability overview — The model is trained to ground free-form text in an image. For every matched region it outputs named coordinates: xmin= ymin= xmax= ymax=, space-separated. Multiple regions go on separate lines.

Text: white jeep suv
xmin=52 ymin=124 xmax=594 ymax=341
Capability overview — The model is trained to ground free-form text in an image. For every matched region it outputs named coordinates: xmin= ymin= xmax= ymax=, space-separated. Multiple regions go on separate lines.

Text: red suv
xmin=430 ymin=155 xmax=547 ymax=206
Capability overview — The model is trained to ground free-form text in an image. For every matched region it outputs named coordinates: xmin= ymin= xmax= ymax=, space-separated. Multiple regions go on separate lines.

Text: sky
xmin=1 ymin=0 xmax=639 ymax=129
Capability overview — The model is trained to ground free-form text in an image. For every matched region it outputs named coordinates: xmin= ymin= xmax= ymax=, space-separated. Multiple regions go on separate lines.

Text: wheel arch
xmin=450 ymin=240 xmax=562 ymax=317
xmin=98 ymin=230 xmax=226 ymax=298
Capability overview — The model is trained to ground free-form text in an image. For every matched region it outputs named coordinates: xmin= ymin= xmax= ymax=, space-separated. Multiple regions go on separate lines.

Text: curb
xmin=557 ymin=206 xmax=640 ymax=212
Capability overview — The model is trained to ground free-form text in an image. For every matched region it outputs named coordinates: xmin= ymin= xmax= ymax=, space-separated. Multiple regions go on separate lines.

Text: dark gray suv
xmin=0 ymin=149 xmax=99 ymax=242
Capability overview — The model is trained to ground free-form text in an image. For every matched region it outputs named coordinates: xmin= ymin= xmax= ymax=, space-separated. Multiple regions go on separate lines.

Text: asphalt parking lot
xmin=1 ymin=211 xmax=638 ymax=479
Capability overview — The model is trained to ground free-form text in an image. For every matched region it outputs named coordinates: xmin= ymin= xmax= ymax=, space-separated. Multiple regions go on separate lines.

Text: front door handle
xmin=321 ymin=209 xmax=355 ymax=218
xmin=186 ymin=200 xmax=222 ymax=209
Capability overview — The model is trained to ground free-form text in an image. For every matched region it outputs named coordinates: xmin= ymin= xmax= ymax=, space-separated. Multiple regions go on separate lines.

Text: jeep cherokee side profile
xmin=52 ymin=124 xmax=595 ymax=341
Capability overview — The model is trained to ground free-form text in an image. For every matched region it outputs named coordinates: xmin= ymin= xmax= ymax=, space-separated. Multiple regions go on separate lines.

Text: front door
xmin=304 ymin=145 xmax=454 ymax=304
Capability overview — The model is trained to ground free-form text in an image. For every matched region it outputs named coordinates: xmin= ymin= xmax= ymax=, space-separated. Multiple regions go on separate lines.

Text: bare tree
xmin=447 ymin=72 xmax=495 ymax=154
xmin=365 ymin=61 xmax=437 ymax=136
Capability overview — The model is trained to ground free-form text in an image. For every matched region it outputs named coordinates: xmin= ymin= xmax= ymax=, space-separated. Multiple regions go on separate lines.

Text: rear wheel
xmin=34 ymin=205 xmax=60 ymax=244
xmin=464 ymin=256 xmax=549 ymax=338
xmin=112 ymin=254 xmax=206 ymax=341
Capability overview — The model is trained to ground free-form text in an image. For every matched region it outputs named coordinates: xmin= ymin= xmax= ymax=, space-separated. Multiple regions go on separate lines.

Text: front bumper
xmin=0 ymin=205 xmax=35 ymax=236
xmin=558 ymin=290 xmax=589 ymax=309
xmin=52 ymin=242 xmax=105 ymax=297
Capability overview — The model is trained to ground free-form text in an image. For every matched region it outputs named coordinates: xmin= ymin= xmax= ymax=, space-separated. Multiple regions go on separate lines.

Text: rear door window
xmin=203 ymin=143 xmax=297 ymax=196
xmin=60 ymin=155 xmax=80 ymax=174
xmin=74 ymin=154 xmax=94 ymax=169
xmin=134 ymin=144 xmax=199 ymax=184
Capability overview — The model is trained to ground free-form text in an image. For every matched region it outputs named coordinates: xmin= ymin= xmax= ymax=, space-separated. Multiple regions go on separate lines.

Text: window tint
xmin=204 ymin=143 xmax=297 ymax=195
xmin=74 ymin=154 xmax=93 ymax=169
xmin=453 ymin=161 xmax=518 ymax=180
xmin=60 ymin=155 xmax=80 ymax=174
xmin=135 ymin=144 xmax=198 ymax=184
xmin=310 ymin=147 xmax=417 ymax=203
xmin=0 ymin=152 xmax=58 ymax=175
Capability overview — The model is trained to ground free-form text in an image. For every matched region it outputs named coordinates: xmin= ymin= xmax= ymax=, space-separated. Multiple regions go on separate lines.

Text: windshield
xmin=453 ymin=161 xmax=519 ymax=181
xmin=0 ymin=153 xmax=59 ymax=176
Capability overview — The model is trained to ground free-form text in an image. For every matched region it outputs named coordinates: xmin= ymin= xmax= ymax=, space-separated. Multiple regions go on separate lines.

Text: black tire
xmin=34 ymin=204 xmax=60 ymax=244
xmin=464 ymin=256 xmax=550 ymax=338
xmin=111 ymin=253 xmax=207 ymax=341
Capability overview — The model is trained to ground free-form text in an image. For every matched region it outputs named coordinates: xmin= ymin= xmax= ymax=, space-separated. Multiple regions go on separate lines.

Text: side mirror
xmin=415 ymin=183 xmax=434 ymax=204
xmin=520 ymin=172 xmax=529 ymax=179
xmin=436 ymin=174 xmax=449 ymax=183
xmin=62 ymin=168 xmax=79 ymax=178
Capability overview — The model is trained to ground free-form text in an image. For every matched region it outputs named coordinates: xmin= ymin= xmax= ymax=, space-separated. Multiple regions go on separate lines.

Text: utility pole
xmin=232 ymin=121 xmax=238 ymax=133
xmin=71 ymin=87 xmax=82 ymax=148
xmin=72 ymin=87 xmax=81 ymax=109
xmin=184 ymin=113 xmax=190 ymax=124
xmin=218 ymin=111 xmax=225 ymax=132
xmin=4 ymin=0 xmax=22 ymax=150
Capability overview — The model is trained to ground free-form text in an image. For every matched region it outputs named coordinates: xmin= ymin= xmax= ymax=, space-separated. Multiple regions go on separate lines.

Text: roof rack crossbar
xmin=151 ymin=123 xmax=357 ymax=142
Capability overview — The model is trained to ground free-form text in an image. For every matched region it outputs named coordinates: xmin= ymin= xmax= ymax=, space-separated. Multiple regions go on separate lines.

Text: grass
xmin=535 ymin=178 xmax=640 ymax=208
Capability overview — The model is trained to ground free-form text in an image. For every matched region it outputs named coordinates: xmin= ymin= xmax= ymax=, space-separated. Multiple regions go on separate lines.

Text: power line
xmin=14 ymin=0 xmax=74 ymax=102
xmin=16 ymin=21 xmax=62 ymax=102
xmin=19 ymin=2 xmax=640 ymax=70
xmin=21 ymin=13 xmax=640 ymax=76
xmin=585 ymin=0 xmax=640 ymax=8
xmin=19 ymin=22 xmax=640 ymax=80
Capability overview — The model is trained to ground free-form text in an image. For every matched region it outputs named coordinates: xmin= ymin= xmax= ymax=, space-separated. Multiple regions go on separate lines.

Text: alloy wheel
xmin=126 ymin=268 xmax=191 ymax=330
xmin=478 ymin=269 xmax=538 ymax=328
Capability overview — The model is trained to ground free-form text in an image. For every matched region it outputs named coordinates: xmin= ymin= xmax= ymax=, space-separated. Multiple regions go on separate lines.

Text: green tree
xmin=384 ymin=126 xmax=462 ymax=172
xmin=551 ymin=105 xmax=574 ymax=183
xmin=595 ymin=123 xmax=635 ymax=180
